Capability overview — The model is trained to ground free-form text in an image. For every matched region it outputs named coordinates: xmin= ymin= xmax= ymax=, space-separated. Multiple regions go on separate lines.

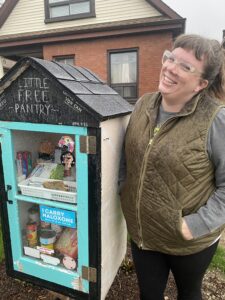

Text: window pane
xmin=49 ymin=0 xmax=65 ymax=3
xmin=54 ymin=56 xmax=74 ymax=65
xmin=50 ymin=5 xmax=69 ymax=18
xmin=64 ymin=58 xmax=74 ymax=65
xmin=70 ymin=2 xmax=90 ymax=14
xmin=110 ymin=52 xmax=137 ymax=84
xmin=112 ymin=86 xmax=123 ymax=96
xmin=124 ymin=86 xmax=137 ymax=98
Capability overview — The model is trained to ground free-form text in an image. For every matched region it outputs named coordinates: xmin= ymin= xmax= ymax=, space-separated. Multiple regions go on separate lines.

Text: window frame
xmin=44 ymin=0 xmax=96 ymax=23
xmin=53 ymin=55 xmax=75 ymax=65
xmin=108 ymin=48 xmax=139 ymax=103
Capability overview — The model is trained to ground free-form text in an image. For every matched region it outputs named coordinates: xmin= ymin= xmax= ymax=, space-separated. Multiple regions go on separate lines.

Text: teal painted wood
xmin=76 ymin=131 xmax=89 ymax=293
xmin=0 ymin=121 xmax=87 ymax=135
xmin=16 ymin=256 xmax=82 ymax=291
xmin=0 ymin=124 xmax=90 ymax=292
xmin=15 ymin=195 xmax=77 ymax=212
xmin=0 ymin=128 xmax=23 ymax=262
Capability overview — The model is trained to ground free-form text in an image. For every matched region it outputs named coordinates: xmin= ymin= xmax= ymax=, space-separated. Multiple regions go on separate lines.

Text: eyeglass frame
xmin=161 ymin=50 xmax=202 ymax=75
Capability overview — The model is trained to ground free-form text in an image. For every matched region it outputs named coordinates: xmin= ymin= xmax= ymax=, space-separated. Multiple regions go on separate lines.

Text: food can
xmin=26 ymin=222 xmax=38 ymax=247
xmin=40 ymin=229 xmax=56 ymax=250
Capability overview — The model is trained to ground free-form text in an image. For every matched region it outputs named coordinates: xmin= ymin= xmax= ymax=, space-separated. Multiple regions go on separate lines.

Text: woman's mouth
xmin=163 ymin=75 xmax=177 ymax=85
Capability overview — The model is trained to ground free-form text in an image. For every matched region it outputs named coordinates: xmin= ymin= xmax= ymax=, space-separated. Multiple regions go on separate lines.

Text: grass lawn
xmin=210 ymin=246 xmax=225 ymax=275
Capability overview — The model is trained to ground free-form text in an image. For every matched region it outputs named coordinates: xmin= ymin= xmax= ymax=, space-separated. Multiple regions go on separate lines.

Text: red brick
xmin=43 ymin=32 xmax=173 ymax=100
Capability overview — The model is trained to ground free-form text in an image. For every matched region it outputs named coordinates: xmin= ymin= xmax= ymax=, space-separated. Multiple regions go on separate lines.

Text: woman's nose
xmin=166 ymin=61 xmax=179 ymax=74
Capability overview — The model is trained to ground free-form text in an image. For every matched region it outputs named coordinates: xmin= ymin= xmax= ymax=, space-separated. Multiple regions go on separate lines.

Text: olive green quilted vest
xmin=121 ymin=92 xmax=224 ymax=255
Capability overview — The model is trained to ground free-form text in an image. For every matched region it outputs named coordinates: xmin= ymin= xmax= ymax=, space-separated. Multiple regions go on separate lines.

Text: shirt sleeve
xmin=184 ymin=108 xmax=225 ymax=238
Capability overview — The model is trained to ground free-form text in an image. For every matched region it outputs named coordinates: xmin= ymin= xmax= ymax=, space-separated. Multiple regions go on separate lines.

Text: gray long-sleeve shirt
xmin=157 ymin=105 xmax=225 ymax=238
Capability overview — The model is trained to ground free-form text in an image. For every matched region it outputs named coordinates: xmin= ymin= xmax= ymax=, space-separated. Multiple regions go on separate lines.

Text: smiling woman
xmin=120 ymin=34 xmax=225 ymax=300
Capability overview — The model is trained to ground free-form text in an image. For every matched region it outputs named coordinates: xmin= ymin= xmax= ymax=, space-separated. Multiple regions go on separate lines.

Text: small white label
xmin=24 ymin=246 xmax=41 ymax=258
xmin=40 ymin=254 xmax=60 ymax=266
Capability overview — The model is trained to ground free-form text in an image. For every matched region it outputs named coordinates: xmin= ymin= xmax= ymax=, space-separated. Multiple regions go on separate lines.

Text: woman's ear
xmin=194 ymin=79 xmax=209 ymax=93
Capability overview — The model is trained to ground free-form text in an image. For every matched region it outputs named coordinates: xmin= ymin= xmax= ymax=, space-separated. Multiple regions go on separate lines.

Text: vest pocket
xmin=142 ymin=206 xmax=183 ymax=245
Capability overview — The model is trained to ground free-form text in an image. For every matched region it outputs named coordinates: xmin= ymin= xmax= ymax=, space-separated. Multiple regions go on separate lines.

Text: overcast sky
xmin=163 ymin=0 xmax=225 ymax=42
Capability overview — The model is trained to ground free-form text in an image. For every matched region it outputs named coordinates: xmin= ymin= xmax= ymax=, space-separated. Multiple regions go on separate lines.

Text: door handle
xmin=6 ymin=185 xmax=13 ymax=204
xmin=6 ymin=185 xmax=12 ymax=191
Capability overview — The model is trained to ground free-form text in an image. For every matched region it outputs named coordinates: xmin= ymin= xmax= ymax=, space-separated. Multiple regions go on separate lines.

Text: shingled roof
xmin=0 ymin=57 xmax=132 ymax=127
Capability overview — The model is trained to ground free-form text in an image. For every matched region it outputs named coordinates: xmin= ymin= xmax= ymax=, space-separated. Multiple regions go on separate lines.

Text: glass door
xmin=0 ymin=122 xmax=89 ymax=293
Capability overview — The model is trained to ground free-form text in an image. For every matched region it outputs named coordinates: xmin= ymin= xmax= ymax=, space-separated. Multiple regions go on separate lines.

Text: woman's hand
xmin=181 ymin=219 xmax=194 ymax=240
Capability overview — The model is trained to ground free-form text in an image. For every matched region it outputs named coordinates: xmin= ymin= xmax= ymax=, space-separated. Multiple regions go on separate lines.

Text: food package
xmin=55 ymin=228 xmax=78 ymax=259
xmin=43 ymin=180 xmax=68 ymax=191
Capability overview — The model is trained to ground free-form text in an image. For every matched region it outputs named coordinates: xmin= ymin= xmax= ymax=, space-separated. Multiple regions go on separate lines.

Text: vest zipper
xmin=136 ymin=141 xmax=152 ymax=248
xmin=136 ymin=116 xmax=177 ymax=249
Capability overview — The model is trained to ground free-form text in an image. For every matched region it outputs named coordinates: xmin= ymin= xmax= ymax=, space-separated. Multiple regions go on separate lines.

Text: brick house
xmin=0 ymin=0 xmax=185 ymax=103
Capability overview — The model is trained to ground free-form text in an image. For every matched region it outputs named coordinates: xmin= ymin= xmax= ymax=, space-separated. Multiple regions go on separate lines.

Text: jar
xmin=40 ymin=229 xmax=56 ymax=250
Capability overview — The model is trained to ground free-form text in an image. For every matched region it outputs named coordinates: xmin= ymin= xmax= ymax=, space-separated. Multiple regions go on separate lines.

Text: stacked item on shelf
xmin=18 ymin=163 xmax=77 ymax=204
xmin=24 ymin=204 xmax=78 ymax=270
xmin=16 ymin=151 xmax=32 ymax=183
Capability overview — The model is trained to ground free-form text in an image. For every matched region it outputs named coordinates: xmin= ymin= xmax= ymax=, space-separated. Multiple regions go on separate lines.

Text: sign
xmin=15 ymin=77 xmax=52 ymax=117
xmin=40 ymin=205 xmax=76 ymax=228
xmin=0 ymin=63 xmax=99 ymax=127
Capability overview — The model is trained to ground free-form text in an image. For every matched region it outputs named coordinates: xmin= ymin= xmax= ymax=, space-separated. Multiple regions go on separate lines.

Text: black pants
xmin=131 ymin=240 xmax=219 ymax=300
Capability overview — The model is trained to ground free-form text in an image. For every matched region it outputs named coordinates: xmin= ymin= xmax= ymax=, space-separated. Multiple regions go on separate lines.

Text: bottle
xmin=26 ymin=222 xmax=38 ymax=247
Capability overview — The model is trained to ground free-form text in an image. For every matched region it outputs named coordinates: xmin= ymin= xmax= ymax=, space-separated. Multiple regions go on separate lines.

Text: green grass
xmin=0 ymin=225 xmax=4 ymax=262
xmin=210 ymin=246 xmax=225 ymax=274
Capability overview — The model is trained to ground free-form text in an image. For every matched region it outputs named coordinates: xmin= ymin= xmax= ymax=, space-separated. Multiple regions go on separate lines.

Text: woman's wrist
xmin=181 ymin=218 xmax=194 ymax=240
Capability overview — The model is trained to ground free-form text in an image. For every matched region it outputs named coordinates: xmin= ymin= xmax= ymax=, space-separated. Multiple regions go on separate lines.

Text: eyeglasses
xmin=162 ymin=50 xmax=201 ymax=75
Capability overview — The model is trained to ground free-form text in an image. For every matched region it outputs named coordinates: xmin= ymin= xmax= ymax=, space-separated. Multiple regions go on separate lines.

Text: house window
xmin=53 ymin=55 xmax=75 ymax=65
xmin=109 ymin=50 xmax=138 ymax=102
xmin=45 ymin=0 xmax=95 ymax=23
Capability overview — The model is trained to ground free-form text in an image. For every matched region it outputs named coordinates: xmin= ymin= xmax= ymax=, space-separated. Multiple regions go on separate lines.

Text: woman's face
xmin=158 ymin=47 xmax=208 ymax=104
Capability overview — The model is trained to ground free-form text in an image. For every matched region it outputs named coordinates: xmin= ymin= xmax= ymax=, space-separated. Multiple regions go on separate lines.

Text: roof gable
xmin=0 ymin=57 xmax=132 ymax=127
xmin=0 ymin=0 xmax=182 ymax=29
xmin=146 ymin=0 xmax=182 ymax=19
xmin=0 ymin=0 xmax=19 ymax=27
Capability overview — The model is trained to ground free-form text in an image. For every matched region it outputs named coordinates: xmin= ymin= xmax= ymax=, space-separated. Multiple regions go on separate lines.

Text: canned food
xmin=26 ymin=222 xmax=38 ymax=247
xmin=40 ymin=229 xmax=56 ymax=250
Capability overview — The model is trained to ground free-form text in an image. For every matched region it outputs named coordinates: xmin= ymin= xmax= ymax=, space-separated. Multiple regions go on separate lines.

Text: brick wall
xmin=43 ymin=32 xmax=173 ymax=101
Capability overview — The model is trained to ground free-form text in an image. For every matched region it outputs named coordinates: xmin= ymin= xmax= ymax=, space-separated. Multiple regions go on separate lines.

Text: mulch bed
xmin=0 ymin=243 xmax=225 ymax=300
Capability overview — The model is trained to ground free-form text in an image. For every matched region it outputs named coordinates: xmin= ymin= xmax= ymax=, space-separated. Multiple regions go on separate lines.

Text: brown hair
xmin=173 ymin=34 xmax=225 ymax=100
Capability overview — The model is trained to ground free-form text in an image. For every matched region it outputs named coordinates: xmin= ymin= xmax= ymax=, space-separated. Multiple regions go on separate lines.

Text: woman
xmin=120 ymin=34 xmax=225 ymax=300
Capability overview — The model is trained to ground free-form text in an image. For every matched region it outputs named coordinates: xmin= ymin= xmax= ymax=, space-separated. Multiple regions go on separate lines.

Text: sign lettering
xmin=40 ymin=205 xmax=76 ymax=228
xmin=14 ymin=77 xmax=52 ymax=117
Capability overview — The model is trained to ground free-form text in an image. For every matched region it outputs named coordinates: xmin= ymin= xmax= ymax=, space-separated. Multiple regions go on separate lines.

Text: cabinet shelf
xmin=15 ymin=194 xmax=77 ymax=212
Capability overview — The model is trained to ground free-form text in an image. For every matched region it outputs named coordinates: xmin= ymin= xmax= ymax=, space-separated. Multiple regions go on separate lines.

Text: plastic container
xmin=18 ymin=177 xmax=77 ymax=204
xmin=40 ymin=229 xmax=57 ymax=250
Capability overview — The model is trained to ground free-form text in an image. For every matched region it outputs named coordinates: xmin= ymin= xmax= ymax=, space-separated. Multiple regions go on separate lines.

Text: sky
xmin=163 ymin=0 xmax=225 ymax=42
